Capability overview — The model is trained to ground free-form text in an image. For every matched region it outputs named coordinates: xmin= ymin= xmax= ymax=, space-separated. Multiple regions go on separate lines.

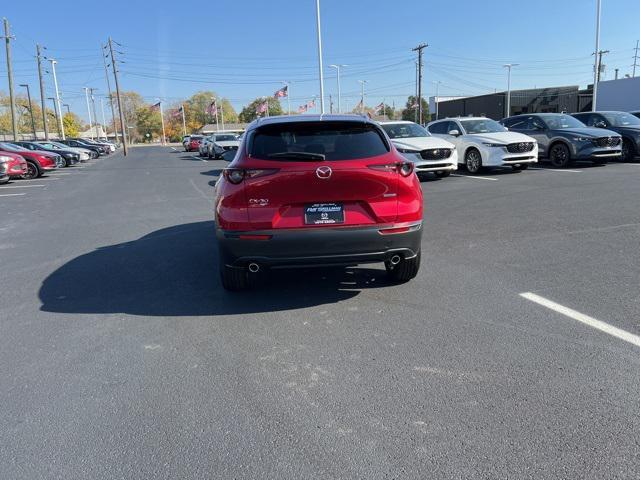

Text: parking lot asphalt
xmin=1 ymin=146 xmax=639 ymax=479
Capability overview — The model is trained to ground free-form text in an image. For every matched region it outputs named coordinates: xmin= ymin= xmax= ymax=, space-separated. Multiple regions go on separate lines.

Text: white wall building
xmin=597 ymin=76 xmax=640 ymax=111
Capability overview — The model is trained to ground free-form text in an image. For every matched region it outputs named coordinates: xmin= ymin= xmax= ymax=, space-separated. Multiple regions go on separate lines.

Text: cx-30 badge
xmin=316 ymin=166 xmax=332 ymax=179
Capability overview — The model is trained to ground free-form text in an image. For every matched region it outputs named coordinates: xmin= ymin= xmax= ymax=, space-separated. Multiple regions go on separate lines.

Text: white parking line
xmin=191 ymin=154 xmax=207 ymax=163
xmin=451 ymin=174 xmax=498 ymax=181
xmin=0 ymin=193 xmax=26 ymax=197
xmin=1 ymin=184 xmax=46 ymax=188
xmin=520 ymin=292 xmax=640 ymax=348
xmin=529 ymin=167 xmax=583 ymax=173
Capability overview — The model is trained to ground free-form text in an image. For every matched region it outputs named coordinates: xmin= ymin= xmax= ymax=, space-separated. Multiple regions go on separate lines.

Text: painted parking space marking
xmin=1 ymin=184 xmax=46 ymax=188
xmin=529 ymin=167 xmax=583 ymax=173
xmin=520 ymin=292 xmax=640 ymax=348
xmin=0 ymin=193 xmax=27 ymax=197
xmin=451 ymin=174 xmax=498 ymax=181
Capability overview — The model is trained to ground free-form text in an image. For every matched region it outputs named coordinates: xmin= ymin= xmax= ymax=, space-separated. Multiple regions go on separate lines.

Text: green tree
xmin=401 ymin=96 xmax=429 ymax=123
xmin=134 ymin=106 xmax=163 ymax=142
xmin=62 ymin=112 xmax=83 ymax=137
xmin=239 ymin=97 xmax=284 ymax=123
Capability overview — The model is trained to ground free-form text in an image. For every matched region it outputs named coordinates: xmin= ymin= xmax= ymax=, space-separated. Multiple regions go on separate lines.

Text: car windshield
xmin=191 ymin=136 xmax=203 ymax=140
xmin=542 ymin=114 xmax=585 ymax=129
xmin=460 ymin=119 xmax=506 ymax=134
xmin=0 ymin=142 xmax=27 ymax=152
xmin=381 ymin=123 xmax=429 ymax=139
xmin=602 ymin=112 xmax=640 ymax=127
xmin=214 ymin=134 xmax=237 ymax=142
xmin=250 ymin=121 xmax=389 ymax=161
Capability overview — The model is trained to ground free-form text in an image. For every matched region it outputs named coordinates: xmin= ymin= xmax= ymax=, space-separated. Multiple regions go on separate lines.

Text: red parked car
xmin=214 ymin=115 xmax=423 ymax=290
xmin=0 ymin=152 xmax=28 ymax=179
xmin=0 ymin=142 xmax=57 ymax=179
xmin=0 ymin=158 xmax=10 ymax=184
xmin=186 ymin=135 xmax=203 ymax=152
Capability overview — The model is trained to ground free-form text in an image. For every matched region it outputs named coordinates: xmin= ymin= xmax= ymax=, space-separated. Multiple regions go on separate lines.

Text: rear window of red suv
xmin=249 ymin=121 xmax=389 ymax=161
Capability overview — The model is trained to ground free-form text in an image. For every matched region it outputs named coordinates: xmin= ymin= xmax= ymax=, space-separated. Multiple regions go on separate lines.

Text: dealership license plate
xmin=304 ymin=203 xmax=344 ymax=225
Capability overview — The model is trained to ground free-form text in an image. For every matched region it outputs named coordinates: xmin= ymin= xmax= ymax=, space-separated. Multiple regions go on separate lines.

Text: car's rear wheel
xmin=56 ymin=156 xmax=67 ymax=168
xmin=465 ymin=149 xmax=483 ymax=174
xmin=385 ymin=251 xmax=421 ymax=283
xmin=622 ymin=138 xmax=636 ymax=162
xmin=512 ymin=164 xmax=529 ymax=171
xmin=435 ymin=170 xmax=451 ymax=177
xmin=22 ymin=161 xmax=40 ymax=179
xmin=549 ymin=143 xmax=572 ymax=168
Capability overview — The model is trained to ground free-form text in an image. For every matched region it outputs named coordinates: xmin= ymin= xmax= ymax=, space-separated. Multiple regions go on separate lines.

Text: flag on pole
xmin=150 ymin=101 xmax=161 ymax=111
xmin=307 ymin=99 xmax=316 ymax=109
xmin=171 ymin=105 xmax=183 ymax=118
xmin=373 ymin=102 xmax=384 ymax=113
xmin=274 ymin=85 xmax=288 ymax=98
xmin=355 ymin=99 xmax=363 ymax=111
xmin=298 ymin=104 xmax=308 ymax=114
xmin=206 ymin=101 xmax=217 ymax=116
xmin=256 ymin=101 xmax=268 ymax=115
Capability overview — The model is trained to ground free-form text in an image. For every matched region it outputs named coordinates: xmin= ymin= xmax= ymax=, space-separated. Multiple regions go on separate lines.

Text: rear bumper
xmin=217 ymin=222 xmax=423 ymax=268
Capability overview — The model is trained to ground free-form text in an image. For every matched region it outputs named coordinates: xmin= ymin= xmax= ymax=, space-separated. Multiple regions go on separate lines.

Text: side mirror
xmin=448 ymin=129 xmax=460 ymax=136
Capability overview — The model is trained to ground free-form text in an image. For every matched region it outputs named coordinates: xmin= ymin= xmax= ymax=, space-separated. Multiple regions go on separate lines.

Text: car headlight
xmin=572 ymin=137 xmax=592 ymax=142
xmin=482 ymin=143 xmax=505 ymax=147
xmin=396 ymin=147 xmax=421 ymax=154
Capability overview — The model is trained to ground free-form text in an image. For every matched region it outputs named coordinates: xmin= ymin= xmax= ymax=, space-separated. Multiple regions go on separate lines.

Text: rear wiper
xmin=266 ymin=151 xmax=326 ymax=161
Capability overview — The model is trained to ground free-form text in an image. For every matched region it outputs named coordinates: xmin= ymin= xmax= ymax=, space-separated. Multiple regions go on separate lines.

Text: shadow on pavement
xmin=39 ymin=221 xmax=387 ymax=317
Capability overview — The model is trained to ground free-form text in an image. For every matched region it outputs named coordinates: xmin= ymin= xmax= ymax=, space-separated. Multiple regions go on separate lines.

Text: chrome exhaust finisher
xmin=390 ymin=255 xmax=401 ymax=265
xmin=248 ymin=263 xmax=260 ymax=273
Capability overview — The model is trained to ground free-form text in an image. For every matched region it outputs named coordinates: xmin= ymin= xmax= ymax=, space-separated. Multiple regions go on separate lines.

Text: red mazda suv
xmin=0 ymin=142 xmax=57 ymax=179
xmin=214 ymin=115 xmax=423 ymax=290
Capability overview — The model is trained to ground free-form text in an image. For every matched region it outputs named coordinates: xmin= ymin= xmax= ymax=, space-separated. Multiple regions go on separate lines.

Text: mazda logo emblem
xmin=316 ymin=166 xmax=332 ymax=179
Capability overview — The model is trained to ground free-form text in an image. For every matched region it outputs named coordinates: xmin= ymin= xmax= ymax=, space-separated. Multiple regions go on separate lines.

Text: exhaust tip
xmin=248 ymin=263 xmax=260 ymax=273
xmin=390 ymin=255 xmax=401 ymax=265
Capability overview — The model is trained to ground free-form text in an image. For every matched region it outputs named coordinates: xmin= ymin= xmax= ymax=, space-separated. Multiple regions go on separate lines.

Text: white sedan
xmin=206 ymin=133 xmax=241 ymax=159
xmin=426 ymin=117 xmax=538 ymax=173
xmin=380 ymin=121 xmax=457 ymax=178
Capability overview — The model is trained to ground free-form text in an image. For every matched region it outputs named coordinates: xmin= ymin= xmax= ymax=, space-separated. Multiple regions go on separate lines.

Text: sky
xmin=2 ymin=0 xmax=640 ymax=122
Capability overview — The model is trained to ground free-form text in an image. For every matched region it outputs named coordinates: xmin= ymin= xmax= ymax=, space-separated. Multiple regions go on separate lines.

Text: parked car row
xmin=182 ymin=133 xmax=241 ymax=159
xmin=380 ymin=110 xmax=638 ymax=177
xmin=0 ymin=138 xmax=118 ymax=183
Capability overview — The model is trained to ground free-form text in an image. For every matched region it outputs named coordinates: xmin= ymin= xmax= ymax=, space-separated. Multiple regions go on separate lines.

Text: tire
xmin=385 ymin=251 xmax=421 ymax=283
xmin=417 ymin=172 xmax=428 ymax=181
xmin=56 ymin=156 xmax=67 ymax=168
xmin=220 ymin=264 xmax=250 ymax=291
xmin=549 ymin=143 xmax=572 ymax=168
xmin=465 ymin=149 xmax=483 ymax=174
xmin=512 ymin=164 xmax=529 ymax=171
xmin=622 ymin=138 xmax=636 ymax=162
xmin=22 ymin=161 xmax=40 ymax=180
xmin=435 ymin=170 xmax=451 ymax=178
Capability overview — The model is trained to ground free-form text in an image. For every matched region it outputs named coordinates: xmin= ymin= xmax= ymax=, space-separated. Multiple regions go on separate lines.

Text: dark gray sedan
xmin=501 ymin=113 xmax=622 ymax=168
xmin=571 ymin=111 xmax=640 ymax=162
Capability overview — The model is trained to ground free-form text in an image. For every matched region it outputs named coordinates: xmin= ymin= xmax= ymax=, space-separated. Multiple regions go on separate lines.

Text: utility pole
xmin=503 ymin=64 xmax=519 ymax=118
xmin=412 ymin=43 xmax=427 ymax=125
xmin=614 ymin=68 xmax=619 ymax=80
xmin=328 ymin=64 xmax=346 ymax=114
xmin=414 ymin=61 xmax=418 ymax=122
xmin=102 ymin=44 xmax=119 ymax=141
xmin=180 ymin=104 xmax=186 ymax=136
xmin=36 ymin=44 xmax=49 ymax=140
xmin=84 ymin=87 xmax=93 ymax=139
xmin=3 ymin=18 xmax=18 ymax=141
xmin=108 ymin=37 xmax=128 ymax=155
xmin=63 ymin=104 xmax=71 ymax=114
xmin=20 ymin=84 xmax=37 ymax=139
xmin=592 ymin=0 xmax=602 ymax=111
xmin=100 ymin=98 xmax=107 ymax=140
xmin=315 ymin=0 xmax=325 ymax=114
xmin=48 ymin=59 xmax=65 ymax=139
xmin=633 ymin=40 xmax=639 ymax=78
xmin=595 ymin=50 xmax=609 ymax=82
xmin=358 ymin=80 xmax=367 ymax=113
xmin=89 ymin=88 xmax=99 ymax=139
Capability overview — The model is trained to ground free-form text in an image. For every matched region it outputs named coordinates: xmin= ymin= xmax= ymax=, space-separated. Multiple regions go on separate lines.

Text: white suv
xmin=379 ymin=121 xmax=457 ymax=179
xmin=426 ymin=117 xmax=538 ymax=173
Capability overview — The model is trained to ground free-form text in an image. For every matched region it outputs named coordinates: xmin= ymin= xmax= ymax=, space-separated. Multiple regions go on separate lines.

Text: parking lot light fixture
xmin=315 ymin=0 xmax=325 ymax=114
xmin=328 ymin=65 xmax=347 ymax=114
xmin=503 ymin=64 xmax=519 ymax=118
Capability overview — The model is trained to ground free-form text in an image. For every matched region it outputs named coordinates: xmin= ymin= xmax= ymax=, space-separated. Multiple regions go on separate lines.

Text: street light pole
xmin=48 ymin=59 xmax=65 ymax=139
xmin=100 ymin=98 xmax=107 ymax=140
xmin=315 ymin=0 xmax=325 ymax=114
xmin=503 ymin=63 xmax=519 ymax=118
xmin=592 ymin=0 xmax=602 ymax=111
xmin=48 ymin=97 xmax=60 ymax=137
xmin=20 ymin=84 xmax=37 ymax=139
xmin=63 ymin=104 xmax=71 ymax=114
xmin=84 ymin=87 xmax=93 ymax=139
xmin=432 ymin=80 xmax=441 ymax=120
xmin=329 ymin=64 xmax=347 ymax=114
xmin=282 ymin=81 xmax=291 ymax=115
xmin=89 ymin=88 xmax=99 ymax=139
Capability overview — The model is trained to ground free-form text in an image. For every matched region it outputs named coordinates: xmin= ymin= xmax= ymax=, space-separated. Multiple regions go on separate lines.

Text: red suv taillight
xmin=368 ymin=161 xmax=414 ymax=177
xmin=223 ymin=168 xmax=279 ymax=184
